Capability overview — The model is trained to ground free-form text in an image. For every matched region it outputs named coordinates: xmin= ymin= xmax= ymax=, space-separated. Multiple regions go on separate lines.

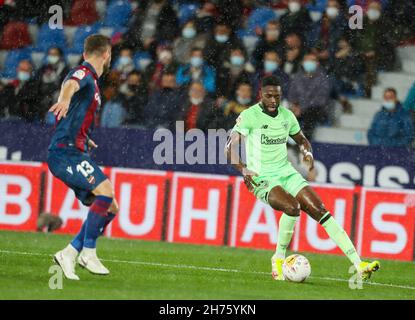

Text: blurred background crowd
xmin=0 ymin=0 xmax=414 ymax=147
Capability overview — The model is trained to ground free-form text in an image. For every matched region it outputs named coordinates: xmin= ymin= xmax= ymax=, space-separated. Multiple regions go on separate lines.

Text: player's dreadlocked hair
xmin=261 ymin=75 xmax=281 ymax=88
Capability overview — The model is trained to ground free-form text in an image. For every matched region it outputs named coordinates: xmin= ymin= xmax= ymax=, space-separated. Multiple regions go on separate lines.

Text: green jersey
xmin=232 ymin=103 xmax=301 ymax=176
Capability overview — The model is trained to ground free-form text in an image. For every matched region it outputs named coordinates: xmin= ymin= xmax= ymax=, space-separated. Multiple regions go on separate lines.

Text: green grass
xmin=0 ymin=230 xmax=414 ymax=300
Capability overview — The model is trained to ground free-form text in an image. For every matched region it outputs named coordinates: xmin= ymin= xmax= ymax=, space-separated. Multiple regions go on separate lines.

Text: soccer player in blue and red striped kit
xmin=47 ymin=34 xmax=118 ymax=280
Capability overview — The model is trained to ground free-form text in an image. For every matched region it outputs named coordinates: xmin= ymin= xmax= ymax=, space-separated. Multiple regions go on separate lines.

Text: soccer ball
xmin=282 ymin=254 xmax=311 ymax=282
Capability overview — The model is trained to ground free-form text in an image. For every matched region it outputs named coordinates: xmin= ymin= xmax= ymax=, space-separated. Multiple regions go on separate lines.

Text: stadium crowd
xmin=0 ymin=0 xmax=414 ymax=143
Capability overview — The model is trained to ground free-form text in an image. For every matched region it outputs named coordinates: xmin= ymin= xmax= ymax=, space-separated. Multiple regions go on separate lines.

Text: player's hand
xmin=88 ymin=139 xmax=98 ymax=151
xmin=303 ymin=153 xmax=314 ymax=172
xmin=242 ymin=168 xmax=259 ymax=192
xmin=49 ymin=101 xmax=70 ymax=120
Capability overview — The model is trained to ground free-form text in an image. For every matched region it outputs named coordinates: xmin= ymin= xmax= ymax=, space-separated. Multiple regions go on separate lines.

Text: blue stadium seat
xmin=70 ymin=24 xmax=100 ymax=54
xmin=36 ymin=23 xmax=66 ymax=51
xmin=103 ymin=0 xmax=132 ymax=27
xmin=65 ymin=52 xmax=82 ymax=68
xmin=0 ymin=48 xmax=33 ymax=79
xmin=306 ymin=0 xmax=327 ymax=12
xmin=246 ymin=7 xmax=277 ymax=36
xmin=178 ymin=3 xmax=199 ymax=25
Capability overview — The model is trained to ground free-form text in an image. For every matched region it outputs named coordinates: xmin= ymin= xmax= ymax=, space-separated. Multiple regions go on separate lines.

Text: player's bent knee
xmin=93 ymin=179 xmax=114 ymax=199
xmin=109 ymin=199 xmax=119 ymax=214
xmin=284 ymin=202 xmax=301 ymax=217
xmin=268 ymin=192 xmax=300 ymax=216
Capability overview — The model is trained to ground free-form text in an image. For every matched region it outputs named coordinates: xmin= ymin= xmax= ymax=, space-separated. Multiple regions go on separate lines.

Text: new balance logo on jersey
xmin=261 ymin=125 xmax=268 ymax=129
xmin=261 ymin=134 xmax=287 ymax=145
xmin=66 ymin=166 xmax=73 ymax=175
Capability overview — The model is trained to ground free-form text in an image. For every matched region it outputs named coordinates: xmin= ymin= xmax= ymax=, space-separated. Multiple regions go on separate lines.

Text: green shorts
xmin=252 ymin=166 xmax=308 ymax=204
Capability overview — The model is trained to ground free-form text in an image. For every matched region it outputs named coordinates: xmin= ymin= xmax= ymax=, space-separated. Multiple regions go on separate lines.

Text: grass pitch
xmin=0 ymin=230 xmax=414 ymax=300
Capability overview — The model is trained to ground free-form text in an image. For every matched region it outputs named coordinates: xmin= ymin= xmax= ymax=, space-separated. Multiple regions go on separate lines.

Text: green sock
xmin=320 ymin=212 xmax=361 ymax=267
xmin=275 ymin=214 xmax=298 ymax=259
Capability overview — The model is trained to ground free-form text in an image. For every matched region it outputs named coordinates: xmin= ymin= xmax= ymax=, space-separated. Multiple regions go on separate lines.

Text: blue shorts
xmin=47 ymin=148 xmax=107 ymax=206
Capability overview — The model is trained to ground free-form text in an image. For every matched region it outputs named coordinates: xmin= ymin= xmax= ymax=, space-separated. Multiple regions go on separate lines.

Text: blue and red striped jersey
xmin=48 ymin=61 xmax=102 ymax=153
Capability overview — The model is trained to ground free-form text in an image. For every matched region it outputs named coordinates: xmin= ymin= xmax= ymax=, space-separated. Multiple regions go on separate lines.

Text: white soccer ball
xmin=282 ymin=254 xmax=311 ymax=282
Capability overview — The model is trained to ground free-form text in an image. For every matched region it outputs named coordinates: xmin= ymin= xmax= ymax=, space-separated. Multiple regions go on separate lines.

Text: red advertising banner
xmin=1 ymin=162 xmax=414 ymax=262
xmin=108 ymin=168 xmax=168 ymax=241
xmin=229 ymin=177 xmax=283 ymax=250
xmin=167 ymin=172 xmax=230 ymax=246
xmin=294 ymin=184 xmax=356 ymax=255
xmin=357 ymin=188 xmax=415 ymax=261
xmin=0 ymin=162 xmax=43 ymax=231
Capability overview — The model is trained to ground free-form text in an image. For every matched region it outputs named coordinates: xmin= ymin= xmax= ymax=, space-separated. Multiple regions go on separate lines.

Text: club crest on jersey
xmin=95 ymin=93 xmax=101 ymax=105
xmin=282 ymin=121 xmax=289 ymax=130
xmin=72 ymin=69 xmax=86 ymax=80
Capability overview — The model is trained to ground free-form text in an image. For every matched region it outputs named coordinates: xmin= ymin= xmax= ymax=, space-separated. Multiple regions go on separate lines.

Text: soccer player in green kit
xmin=225 ymin=75 xmax=380 ymax=281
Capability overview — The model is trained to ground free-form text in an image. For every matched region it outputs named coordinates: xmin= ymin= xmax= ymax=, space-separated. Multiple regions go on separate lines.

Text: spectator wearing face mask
xmin=176 ymin=81 xmax=218 ymax=132
xmin=36 ymin=47 xmax=69 ymax=122
xmin=173 ymin=19 xmax=208 ymax=65
xmin=312 ymin=0 xmax=348 ymax=68
xmin=252 ymin=20 xmax=284 ymax=69
xmin=0 ymin=60 xmax=40 ymax=121
xmin=350 ymin=0 xmax=397 ymax=97
xmin=100 ymin=94 xmax=127 ymax=128
xmin=144 ymin=71 xmax=186 ymax=129
xmin=368 ymin=88 xmax=414 ymax=148
xmin=113 ymin=48 xmax=135 ymax=81
xmin=203 ymin=20 xmax=244 ymax=74
xmin=194 ymin=1 xmax=218 ymax=33
xmin=288 ymin=53 xmax=331 ymax=140
xmin=254 ymin=49 xmax=290 ymax=99
xmin=147 ymin=42 xmax=178 ymax=92
xmin=279 ymin=0 xmax=312 ymax=41
xmin=331 ymin=38 xmax=364 ymax=96
xmin=215 ymin=0 xmax=245 ymax=31
xmin=219 ymin=82 xmax=254 ymax=130
xmin=215 ymin=46 xmax=255 ymax=99
xmin=124 ymin=0 xmax=179 ymax=53
xmin=176 ymin=47 xmax=216 ymax=94
xmin=306 ymin=6 xmax=324 ymax=49
xmin=281 ymin=33 xmax=305 ymax=76
xmin=119 ymin=70 xmax=149 ymax=126
xmin=101 ymin=70 xmax=149 ymax=128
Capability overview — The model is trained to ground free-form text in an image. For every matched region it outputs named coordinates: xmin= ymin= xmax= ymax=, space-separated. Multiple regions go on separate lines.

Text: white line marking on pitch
xmin=1 ymin=249 xmax=414 ymax=291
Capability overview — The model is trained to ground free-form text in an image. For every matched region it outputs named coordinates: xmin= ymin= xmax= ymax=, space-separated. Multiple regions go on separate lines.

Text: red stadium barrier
xmin=356 ymin=188 xmax=415 ymax=262
xmin=0 ymin=162 xmax=414 ymax=261
xmin=229 ymin=177 xmax=283 ymax=250
xmin=294 ymin=185 xmax=356 ymax=256
xmin=109 ymin=168 xmax=168 ymax=241
xmin=0 ymin=162 xmax=44 ymax=232
xmin=166 ymin=172 xmax=231 ymax=246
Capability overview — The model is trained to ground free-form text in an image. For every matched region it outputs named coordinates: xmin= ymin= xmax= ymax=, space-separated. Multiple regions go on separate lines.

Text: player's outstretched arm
xmin=49 ymin=79 xmax=80 ymax=120
xmin=225 ymin=131 xmax=258 ymax=191
xmin=290 ymin=131 xmax=314 ymax=171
